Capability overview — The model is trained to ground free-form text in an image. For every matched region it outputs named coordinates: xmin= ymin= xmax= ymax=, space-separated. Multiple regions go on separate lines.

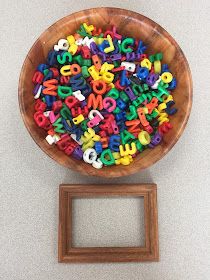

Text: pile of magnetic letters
xmin=32 ymin=23 xmax=177 ymax=169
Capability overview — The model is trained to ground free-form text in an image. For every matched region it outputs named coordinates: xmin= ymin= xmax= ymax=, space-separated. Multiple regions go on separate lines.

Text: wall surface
xmin=0 ymin=1 xmax=210 ymax=279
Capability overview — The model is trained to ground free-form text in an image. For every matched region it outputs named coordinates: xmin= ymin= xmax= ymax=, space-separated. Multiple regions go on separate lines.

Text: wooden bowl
xmin=19 ymin=7 xmax=192 ymax=177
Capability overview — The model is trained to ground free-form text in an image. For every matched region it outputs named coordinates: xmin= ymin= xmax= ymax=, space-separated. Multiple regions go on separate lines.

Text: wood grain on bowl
xmin=18 ymin=7 xmax=192 ymax=177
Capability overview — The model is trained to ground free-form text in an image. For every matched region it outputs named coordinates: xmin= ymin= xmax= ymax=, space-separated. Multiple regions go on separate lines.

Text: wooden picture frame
xmin=58 ymin=184 xmax=159 ymax=263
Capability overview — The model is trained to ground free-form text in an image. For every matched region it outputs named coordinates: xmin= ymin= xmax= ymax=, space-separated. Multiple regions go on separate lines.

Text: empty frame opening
xmin=72 ymin=197 xmax=145 ymax=247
